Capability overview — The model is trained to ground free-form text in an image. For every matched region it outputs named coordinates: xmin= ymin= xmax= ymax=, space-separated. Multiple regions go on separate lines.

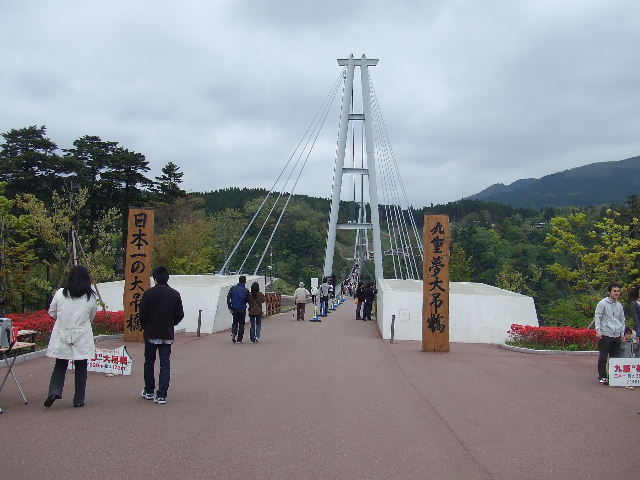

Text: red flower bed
xmin=508 ymin=324 xmax=598 ymax=351
xmin=6 ymin=309 xmax=124 ymax=343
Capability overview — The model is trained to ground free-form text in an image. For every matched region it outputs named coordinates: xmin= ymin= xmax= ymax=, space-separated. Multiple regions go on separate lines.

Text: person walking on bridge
xmin=354 ymin=282 xmax=364 ymax=320
xmin=248 ymin=282 xmax=266 ymax=343
xmin=227 ymin=275 xmax=250 ymax=343
xmin=319 ymin=278 xmax=330 ymax=316
xmin=139 ymin=266 xmax=184 ymax=405
xmin=361 ymin=282 xmax=376 ymax=321
xmin=294 ymin=282 xmax=310 ymax=321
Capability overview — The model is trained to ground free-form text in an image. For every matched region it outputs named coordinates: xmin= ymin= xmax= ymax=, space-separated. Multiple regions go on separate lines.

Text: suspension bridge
xmin=217 ymin=54 xmax=423 ymax=286
xmin=1 ymin=55 xmax=636 ymax=480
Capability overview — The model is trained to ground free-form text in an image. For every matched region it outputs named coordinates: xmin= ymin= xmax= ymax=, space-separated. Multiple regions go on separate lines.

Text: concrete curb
xmin=501 ymin=343 xmax=598 ymax=356
xmin=2 ymin=334 xmax=125 ymax=367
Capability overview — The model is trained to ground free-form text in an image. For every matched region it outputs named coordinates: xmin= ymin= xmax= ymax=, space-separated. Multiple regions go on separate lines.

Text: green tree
xmin=211 ymin=208 xmax=248 ymax=272
xmin=0 ymin=125 xmax=74 ymax=201
xmin=496 ymin=262 xmax=527 ymax=293
xmin=155 ymin=212 xmax=216 ymax=274
xmin=546 ymin=209 xmax=640 ymax=295
xmin=450 ymin=243 xmax=473 ymax=281
xmin=0 ymin=183 xmax=47 ymax=313
xmin=154 ymin=161 xmax=186 ymax=203
xmin=64 ymin=135 xmax=119 ymax=238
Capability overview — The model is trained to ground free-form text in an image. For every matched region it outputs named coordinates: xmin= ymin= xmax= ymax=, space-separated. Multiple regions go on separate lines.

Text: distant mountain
xmin=467 ymin=155 xmax=640 ymax=208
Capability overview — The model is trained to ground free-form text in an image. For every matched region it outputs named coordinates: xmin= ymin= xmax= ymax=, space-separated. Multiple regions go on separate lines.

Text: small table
xmin=0 ymin=341 xmax=35 ymax=413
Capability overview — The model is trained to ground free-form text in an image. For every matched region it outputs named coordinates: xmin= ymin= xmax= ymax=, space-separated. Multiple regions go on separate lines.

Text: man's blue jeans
xmin=144 ymin=341 xmax=171 ymax=398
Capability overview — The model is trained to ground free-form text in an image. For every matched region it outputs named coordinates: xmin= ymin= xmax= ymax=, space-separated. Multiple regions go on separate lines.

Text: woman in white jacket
xmin=44 ymin=266 xmax=97 ymax=408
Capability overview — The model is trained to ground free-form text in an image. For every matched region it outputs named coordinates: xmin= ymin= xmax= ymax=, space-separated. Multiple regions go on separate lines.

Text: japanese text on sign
xmin=124 ymin=209 xmax=154 ymax=341
xmin=422 ymin=215 xmax=450 ymax=352
xmin=68 ymin=346 xmax=132 ymax=375
xmin=608 ymin=358 xmax=640 ymax=387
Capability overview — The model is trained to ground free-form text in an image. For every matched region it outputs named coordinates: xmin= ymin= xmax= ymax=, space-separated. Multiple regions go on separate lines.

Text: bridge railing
xmin=265 ymin=292 xmax=281 ymax=317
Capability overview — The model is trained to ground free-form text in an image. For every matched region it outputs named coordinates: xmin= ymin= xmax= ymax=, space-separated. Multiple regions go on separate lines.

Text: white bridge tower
xmin=323 ymin=54 xmax=384 ymax=280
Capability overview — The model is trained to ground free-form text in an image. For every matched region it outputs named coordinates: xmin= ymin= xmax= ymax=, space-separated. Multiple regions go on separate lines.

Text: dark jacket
xmin=248 ymin=292 xmax=266 ymax=316
xmin=140 ymin=284 xmax=184 ymax=340
xmin=360 ymin=286 xmax=376 ymax=304
xmin=631 ymin=300 xmax=640 ymax=335
xmin=227 ymin=283 xmax=250 ymax=312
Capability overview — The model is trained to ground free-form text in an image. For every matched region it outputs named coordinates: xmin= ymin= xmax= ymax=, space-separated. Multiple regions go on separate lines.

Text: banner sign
xmin=68 ymin=346 xmax=132 ymax=375
xmin=422 ymin=215 xmax=451 ymax=352
xmin=124 ymin=208 xmax=154 ymax=342
xmin=609 ymin=358 xmax=640 ymax=387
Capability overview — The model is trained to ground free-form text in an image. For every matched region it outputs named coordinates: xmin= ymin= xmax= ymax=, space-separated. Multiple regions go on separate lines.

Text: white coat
xmin=46 ymin=288 xmax=97 ymax=360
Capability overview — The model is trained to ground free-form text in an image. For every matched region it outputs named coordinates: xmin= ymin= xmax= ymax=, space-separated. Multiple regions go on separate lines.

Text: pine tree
xmin=154 ymin=161 xmax=186 ymax=203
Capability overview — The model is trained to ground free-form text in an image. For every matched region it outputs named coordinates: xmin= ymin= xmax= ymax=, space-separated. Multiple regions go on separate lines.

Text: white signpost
xmin=68 ymin=345 xmax=133 ymax=375
xmin=608 ymin=358 xmax=640 ymax=387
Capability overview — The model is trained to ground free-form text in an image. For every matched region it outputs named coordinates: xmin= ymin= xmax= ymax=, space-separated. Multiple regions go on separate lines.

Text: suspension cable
xmin=218 ymin=71 xmax=345 ymax=274
xmin=253 ymin=78 xmax=339 ymax=275
xmin=237 ymin=75 xmax=343 ymax=273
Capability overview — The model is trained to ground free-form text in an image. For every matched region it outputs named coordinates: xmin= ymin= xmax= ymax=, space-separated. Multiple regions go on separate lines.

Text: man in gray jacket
xmin=594 ymin=283 xmax=626 ymax=385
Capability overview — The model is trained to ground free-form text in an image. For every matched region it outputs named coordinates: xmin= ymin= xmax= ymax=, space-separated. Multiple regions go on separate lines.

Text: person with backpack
xmin=227 ymin=275 xmax=250 ymax=343
xmin=248 ymin=282 xmax=266 ymax=343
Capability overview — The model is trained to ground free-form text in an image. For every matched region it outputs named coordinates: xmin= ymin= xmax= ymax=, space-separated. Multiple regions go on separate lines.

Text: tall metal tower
xmin=323 ymin=54 xmax=384 ymax=280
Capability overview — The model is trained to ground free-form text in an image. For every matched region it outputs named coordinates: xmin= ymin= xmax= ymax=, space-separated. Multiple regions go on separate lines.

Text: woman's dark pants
xmin=48 ymin=358 xmax=88 ymax=405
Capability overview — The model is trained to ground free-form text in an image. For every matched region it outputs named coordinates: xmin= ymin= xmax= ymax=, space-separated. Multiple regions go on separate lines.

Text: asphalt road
xmin=1 ymin=301 xmax=637 ymax=479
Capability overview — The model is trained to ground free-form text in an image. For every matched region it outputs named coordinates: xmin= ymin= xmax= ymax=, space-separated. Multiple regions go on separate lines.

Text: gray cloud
xmin=1 ymin=0 xmax=639 ymax=206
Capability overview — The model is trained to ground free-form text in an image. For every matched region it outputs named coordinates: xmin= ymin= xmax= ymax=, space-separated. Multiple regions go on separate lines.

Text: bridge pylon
xmin=323 ymin=54 xmax=384 ymax=280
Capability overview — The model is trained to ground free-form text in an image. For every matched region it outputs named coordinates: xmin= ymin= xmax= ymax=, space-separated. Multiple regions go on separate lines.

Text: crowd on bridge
xmin=35 ymin=267 xmax=383 ymax=409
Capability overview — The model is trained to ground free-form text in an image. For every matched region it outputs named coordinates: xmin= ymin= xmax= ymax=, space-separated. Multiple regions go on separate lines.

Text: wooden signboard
xmin=422 ymin=215 xmax=451 ymax=352
xmin=123 ymin=208 xmax=154 ymax=342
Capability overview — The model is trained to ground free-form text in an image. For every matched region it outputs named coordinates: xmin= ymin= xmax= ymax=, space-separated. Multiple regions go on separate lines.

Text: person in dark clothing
xmin=355 ymin=282 xmax=364 ymax=320
xmin=248 ymin=282 xmax=266 ymax=343
xmin=139 ymin=266 xmax=184 ymax=404
xmin=227 ymin=275 xmax=250 ymax=344
xmin=361 ymin=282 xmax=376 ymax=321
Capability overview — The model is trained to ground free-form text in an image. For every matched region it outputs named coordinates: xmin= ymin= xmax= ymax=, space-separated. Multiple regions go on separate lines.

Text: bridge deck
xmin=1 ymin=302 xmax=636 ymax=479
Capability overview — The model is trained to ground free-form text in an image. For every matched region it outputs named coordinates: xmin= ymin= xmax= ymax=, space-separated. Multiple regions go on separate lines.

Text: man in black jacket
xmin=361 ymin=282 xmax=376 ymax=321
xmin=139 ymin=266 xmax=184 ymax=404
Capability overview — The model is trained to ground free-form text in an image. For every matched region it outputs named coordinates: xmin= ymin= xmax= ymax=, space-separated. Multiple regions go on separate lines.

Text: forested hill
xmin=200 ymin=187 xmax=331 ymax=215
xmin=468 ymin=155 xmax=640 ymax=208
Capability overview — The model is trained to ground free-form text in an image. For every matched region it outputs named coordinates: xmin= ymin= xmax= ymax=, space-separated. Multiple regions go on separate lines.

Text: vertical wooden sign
xmin=123 ymin=208 xmax=154 ymax=342
xmin=422 ymin=215 xmax=450 ymax=352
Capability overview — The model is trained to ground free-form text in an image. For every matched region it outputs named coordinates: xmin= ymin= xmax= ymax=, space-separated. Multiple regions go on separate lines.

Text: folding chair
xmin=0 ymin=340 xmax=29 ymax=414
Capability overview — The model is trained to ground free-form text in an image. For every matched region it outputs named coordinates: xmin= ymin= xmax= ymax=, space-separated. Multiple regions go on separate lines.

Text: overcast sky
xmin=2 ymin=1 xmax=639 ymax=207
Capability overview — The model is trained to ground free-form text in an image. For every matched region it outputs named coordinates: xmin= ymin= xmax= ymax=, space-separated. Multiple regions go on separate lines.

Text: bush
xmin=507 ymin=323 xmax=597 ymax=351
xmin=7 ymin=309 xmax=124 ymax=345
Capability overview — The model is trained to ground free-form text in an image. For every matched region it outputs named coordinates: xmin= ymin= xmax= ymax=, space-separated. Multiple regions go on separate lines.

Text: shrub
xmin=7 ymin=309 xmax=124 ymax=344
xmin=507 ymin=323 xmax=598 ymax=351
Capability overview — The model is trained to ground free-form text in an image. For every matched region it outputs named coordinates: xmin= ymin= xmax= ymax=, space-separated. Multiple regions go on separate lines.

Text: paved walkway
xmin=1 ymin=302 xmax=638 ymax=479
